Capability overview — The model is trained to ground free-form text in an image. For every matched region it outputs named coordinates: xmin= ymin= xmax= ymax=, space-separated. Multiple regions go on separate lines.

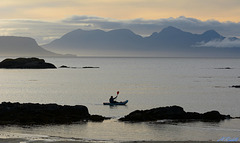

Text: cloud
xmin=196 ymin=38 xmax=240 ymax=48
xmin=0 ymin=19 xmax=87 ymax=44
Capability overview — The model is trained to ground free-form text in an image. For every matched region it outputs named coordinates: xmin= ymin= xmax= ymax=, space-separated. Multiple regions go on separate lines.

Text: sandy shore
xmin=123 ymin=142 xmax=240 ymax=143
xmin=1 ymin=139 xmax=240 ymax=143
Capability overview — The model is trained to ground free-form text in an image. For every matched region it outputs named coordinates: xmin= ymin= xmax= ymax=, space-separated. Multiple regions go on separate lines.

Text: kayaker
xmin=109 ymin=96 xmax=118 ymax=103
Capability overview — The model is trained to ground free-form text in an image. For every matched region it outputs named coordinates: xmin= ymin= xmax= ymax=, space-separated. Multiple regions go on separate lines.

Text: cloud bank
xmin=197 ymin=38 xmax=240 ymax=48
xmin=1 ymin=16 xmax=240 ymax=45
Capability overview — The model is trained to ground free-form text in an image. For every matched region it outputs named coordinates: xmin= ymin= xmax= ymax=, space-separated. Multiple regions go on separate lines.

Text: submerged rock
xmin=119 ymin=105 xmax=231 ymax=122
xmin=0 ymin=102 xmax=107 ymax=125
xmin=0 ymin=57 xmax=56 ymax=69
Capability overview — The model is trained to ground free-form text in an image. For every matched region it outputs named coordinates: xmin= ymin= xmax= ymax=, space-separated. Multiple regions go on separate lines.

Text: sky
xmin=0 ymin=0 xmax=240 ymax=44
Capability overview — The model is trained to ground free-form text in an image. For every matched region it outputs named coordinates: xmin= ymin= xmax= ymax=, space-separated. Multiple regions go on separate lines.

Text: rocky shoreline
xmin=0 ymin=102 xmax=107 ymax=125
xmin=0 ymin=102 xmax=232 ymax=125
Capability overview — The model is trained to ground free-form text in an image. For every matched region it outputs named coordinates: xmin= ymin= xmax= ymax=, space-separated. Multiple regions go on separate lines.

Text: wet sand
xmin=1 ymin=139 xmax=240 ymax=143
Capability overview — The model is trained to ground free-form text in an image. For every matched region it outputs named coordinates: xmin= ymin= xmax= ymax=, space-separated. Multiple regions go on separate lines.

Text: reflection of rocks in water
xmin=119 ymin=105 xmax=231 ymax=122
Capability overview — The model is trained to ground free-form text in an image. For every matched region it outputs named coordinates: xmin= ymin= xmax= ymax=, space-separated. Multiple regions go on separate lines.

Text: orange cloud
xmin=0 ymin=0 xmax=239 ymax=22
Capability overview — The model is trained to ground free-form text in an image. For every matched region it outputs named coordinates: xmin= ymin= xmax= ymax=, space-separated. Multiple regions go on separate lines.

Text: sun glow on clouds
xmin=0 ymin=0 xmax=240 ymax=22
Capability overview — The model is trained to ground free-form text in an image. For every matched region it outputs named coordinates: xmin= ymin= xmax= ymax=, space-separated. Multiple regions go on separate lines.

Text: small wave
xmin=170 ymin=124 xmax=240 ymax=133
xmin=0 ymin=131 xmax=119 ymax=143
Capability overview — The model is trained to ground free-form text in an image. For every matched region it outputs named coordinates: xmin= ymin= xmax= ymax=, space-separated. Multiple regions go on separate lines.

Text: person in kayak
xmin=109 ymin=95 xmax=118 ymax=103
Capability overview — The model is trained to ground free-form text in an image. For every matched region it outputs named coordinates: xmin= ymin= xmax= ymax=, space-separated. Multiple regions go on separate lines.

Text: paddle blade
xmin=117 ymin=91 xmax=119 ymax=95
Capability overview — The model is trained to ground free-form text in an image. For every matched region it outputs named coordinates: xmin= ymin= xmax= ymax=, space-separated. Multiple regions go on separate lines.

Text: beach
xmin=1 ymin=139 xmax=240 ymax=143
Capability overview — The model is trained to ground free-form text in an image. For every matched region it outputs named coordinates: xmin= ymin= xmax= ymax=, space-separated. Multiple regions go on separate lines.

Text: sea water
xmin=0 ymin=57 xmax=240 ymax=142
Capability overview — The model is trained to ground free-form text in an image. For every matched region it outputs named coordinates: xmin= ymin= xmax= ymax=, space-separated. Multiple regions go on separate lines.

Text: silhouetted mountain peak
xmin=160 ymin=26 xmax=184 ymax=34
xmin=107 ymin=29 xmax=143 ymax=39
xmin=149 ymin=26 xmax=187 ymax=39
xmin=201 ymin=30 xmax=224 ymax=41
xmin=202 ymin=30 xmax=222 ymax=37
xmin=108 ymin=29 xmax=136 ymax=35
xmin=62 ymin=29 xmax=105 ymax=38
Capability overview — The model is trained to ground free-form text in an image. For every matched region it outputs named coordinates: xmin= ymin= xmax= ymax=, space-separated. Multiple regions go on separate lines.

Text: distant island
xmin=43 ymin=26 xmax=240 ymax=57
xmin=0 ymin=57 xmax=56 ymax=69
xmin=0 ymin=36 xmax=60 ymax=57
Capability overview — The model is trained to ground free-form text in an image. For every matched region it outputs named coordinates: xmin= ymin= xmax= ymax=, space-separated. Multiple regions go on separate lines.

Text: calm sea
xmin=0 ymin=57 xmax=240 ymax=142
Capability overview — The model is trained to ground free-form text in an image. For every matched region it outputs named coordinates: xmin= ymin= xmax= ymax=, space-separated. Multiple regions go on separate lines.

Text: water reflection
xmin=0 ymin=119 xmax=240 ymax=142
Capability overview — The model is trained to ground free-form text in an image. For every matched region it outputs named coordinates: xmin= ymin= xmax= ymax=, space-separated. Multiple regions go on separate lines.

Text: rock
xmin=119 ymin=105 xmax=231 ymax=122
xmin=59 ymin=65 xmax=77 ymax=69
xmin=202 ymin=111 xmax=230 ymax=120
xmin=59 ymin=65 xmax=99 ymax=69
xmin=215 ymin=67 xmax=232 ymax=69
xmin=59 ymin=65 xmax=70 ymax=68
xmin=82 ymin=66 xmax=99 ymax=68
xmin=89 ymin=115 xmax=110 ymax=122
xmin=0 ymin=102 xmax=106 ymax=125
xmin=0 ymin=57 xmax=56 ymax=69
xmin=231 ymin=85 xmax=240 ymax=88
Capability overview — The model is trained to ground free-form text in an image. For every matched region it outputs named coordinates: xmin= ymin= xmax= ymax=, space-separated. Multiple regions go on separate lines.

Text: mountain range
xmin=0 ymin=26 xmax=239 ymax=57
xmin=43 ymin=26 xmax=240 ymax=57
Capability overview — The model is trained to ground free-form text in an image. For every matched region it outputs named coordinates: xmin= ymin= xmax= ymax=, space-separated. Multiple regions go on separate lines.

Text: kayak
xmin=103 ymin=100 xmax=128 ymax=106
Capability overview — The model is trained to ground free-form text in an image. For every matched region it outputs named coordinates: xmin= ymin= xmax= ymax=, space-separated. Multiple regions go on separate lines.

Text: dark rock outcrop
xmin=89 ymin=115 xmax=110 ymax=122
xmin=82 ymin=66 xmax=99 ymax=68
xmin=59 ymin=65 xmax=70 ymax=68
xmin=0 ymin=57 xmax=56 ymax=69
xmin=59 ymin=65 xmax=78 ymax=69
xmin=231 ymin=85 xmax=240 ymax=88
xmin=59 ymin=66 xmax=99 ymax=69
xmin=119 ymin=105 xmax=231 ymax=122
xmin=0 ymin=102 xmax=107 ymax=125
xmin=215 ymin=67 xmax=232 ymax=69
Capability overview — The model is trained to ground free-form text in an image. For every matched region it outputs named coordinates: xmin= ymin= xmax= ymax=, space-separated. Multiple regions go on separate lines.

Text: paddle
xmin=116 ymin=91 xmax=119 ymax=98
